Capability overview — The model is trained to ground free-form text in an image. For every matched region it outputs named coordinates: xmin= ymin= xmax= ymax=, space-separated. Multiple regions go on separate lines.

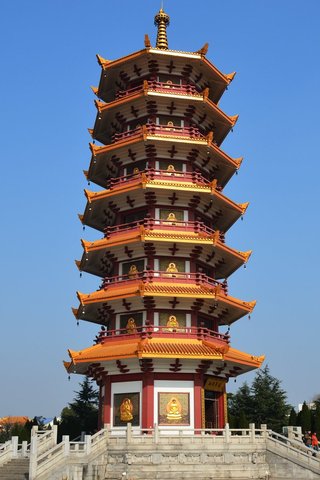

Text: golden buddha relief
xmin=166 ymin=212 xmax=177 ymax=224
xmin=128 ymin=264 xmax=139 ymax=278
xmin=166 ymin=120 xmax=175 ymax=131
xmin=126 ymin=317 xmax=137 ymax=334
xmin=164 ymin=314 xmax=179 ymax=332
xmin=120 ymin=312 xmax=143 ymax=331
xmin=159 ymin=312 xmax=186 ymax=329
xmin=120 ymin=397 xmax=133 ymax=422
xmin=166 ymin=397 xmax=182 ymax=421
xmin=164 ymin=79 xmax=173 ymax=88
xmin=133 ymin=167 xmax=140 ymax=175
xmin=158 ymin=392 xmax=190 ymax=426
xmin=164 ymin=262 xmax=179 ymax=278
xmin=114 ymin=392 xmax=139 ymax=426
xmin=165 ymin=164 xmax=175 ymax=175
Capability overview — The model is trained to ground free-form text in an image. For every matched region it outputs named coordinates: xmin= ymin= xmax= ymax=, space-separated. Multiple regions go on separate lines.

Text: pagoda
xmin=64 ymin=8 xmax=264 ymax=432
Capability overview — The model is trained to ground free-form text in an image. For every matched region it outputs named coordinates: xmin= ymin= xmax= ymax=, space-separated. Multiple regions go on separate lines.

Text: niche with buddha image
xmin=113 ymin=392 xmax=140 ymax=427
xmin=159 ymin=209 xmax=184 ymax=223
xmin=159 ymin=311 xmax=187 ymax=329
xmin=119 ymin=313 xmax=143 ymax=333
xmin=159 ymin=258 xmax=185 ymax=277
xmin=126 ymin=161 xmax=146 ymax=175
xmin=121 ymin=259 xmax=145 ymax=278
xmin=158 ymin=392 xmax=190 ymax=426
xmin=159 ymin=160 xmax=183 ymax=173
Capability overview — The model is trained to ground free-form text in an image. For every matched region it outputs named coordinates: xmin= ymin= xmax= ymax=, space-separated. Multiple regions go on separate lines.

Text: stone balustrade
xmin=2 ymin=424 xmax=320 ymax=479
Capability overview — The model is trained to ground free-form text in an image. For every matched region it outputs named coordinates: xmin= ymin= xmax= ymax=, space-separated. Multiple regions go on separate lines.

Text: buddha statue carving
xmin=166 ymin=212 xmax=177 ymax=225
xmin=126 ymin=317 xmax=137 ymax=334
xmin=165 ymin=164 xmax=176 ymax=176
xmin=119 ymin=397 xmax=133 ymax=422
xmin=166 ymin=315 xmax=179 ymax=332
xmin=133 ymin=167 xmax=140 ymax=175
xmin=165 ymin=262 xmax=179 ymax=277
xmin=166 ymin=120 xmax=175 ymax=131
xmin=164 ymin=79 xmax=173 ymax=88
xmin=128 ymin=264 xmax=139 ymax=278
xmin=166 ymin=396 xmax=182 ymax=421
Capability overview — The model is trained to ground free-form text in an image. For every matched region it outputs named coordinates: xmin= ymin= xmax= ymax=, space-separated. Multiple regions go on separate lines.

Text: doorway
xmin=204 ymin=390 xmax=219 ymax=429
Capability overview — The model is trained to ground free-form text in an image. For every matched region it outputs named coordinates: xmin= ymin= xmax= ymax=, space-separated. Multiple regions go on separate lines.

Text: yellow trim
xmin=201 ymin=387 xmax=205 ymax=429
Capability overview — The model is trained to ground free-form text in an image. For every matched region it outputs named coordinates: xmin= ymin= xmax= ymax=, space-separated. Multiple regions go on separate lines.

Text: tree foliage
xmin=297 ymin=401 xmax=312 ymax=433
xmin=59 ymin=377 xmax=99 ymax=439
xmin=228 ymin=365 xmax=290 ymax=432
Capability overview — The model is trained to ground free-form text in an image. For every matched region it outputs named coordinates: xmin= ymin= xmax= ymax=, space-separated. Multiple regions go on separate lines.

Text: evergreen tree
xmin=297 ymin=401 xmax=312 ymax=433
xmin=250 ymin=365 xmax=290 ymax=432
xmin=228 ymin=382 xmax=253 ymax=428
xmin=288 ymin=407 xmax=297 ymax=426
xmin=313 ymin=404 xmax=320 ymax=436
xmin=59 ymin=377 xmax=98 ymax=439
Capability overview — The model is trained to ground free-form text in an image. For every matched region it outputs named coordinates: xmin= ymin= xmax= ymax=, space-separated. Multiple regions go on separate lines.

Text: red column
xmin=194 ymin=373 xmax=203 ymax=429
xmin=217 ymin=391 xmax=226 ymax=428
xmin=142 ymin=373 xmax=154 ymax=429
xmin=101 ymin=376 xmax=111 ymax=426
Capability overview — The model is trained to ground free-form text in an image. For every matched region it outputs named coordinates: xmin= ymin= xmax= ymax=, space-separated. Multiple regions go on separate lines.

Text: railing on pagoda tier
xmin=94 ymin=322 xmax=230 ymax=344
xmin=104 ymin=169 xmax=222 ymax=191
xmin=104 ymin=218 xmax=225 ymax=243
xmin=111 ymin=124 xmax=206 ymax=144
xmin=100 ymin=270 xmax=228 ymax=294
xmin=115 ymin=80 xmax=201 ymax=100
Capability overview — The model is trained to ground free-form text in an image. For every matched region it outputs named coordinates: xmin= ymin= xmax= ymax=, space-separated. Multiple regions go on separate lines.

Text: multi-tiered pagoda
xmin=64 ymin=9 xmax=264 ymax=432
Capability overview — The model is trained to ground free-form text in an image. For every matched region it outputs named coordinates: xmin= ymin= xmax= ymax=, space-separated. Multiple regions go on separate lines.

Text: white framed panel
xmin=154 ymin=380 xmax=194 ymax=433
xmin=111 ymin=380 xmax=142 ymax=432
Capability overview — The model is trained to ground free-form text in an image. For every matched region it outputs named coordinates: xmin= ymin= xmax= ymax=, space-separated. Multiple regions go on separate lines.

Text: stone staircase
xmin=0 ymin=458 xmax=29 ymax=480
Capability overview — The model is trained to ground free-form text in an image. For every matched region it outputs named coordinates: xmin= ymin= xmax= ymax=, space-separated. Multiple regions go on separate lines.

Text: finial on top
xmin=154 ymin=8 xmax=170 ymax=49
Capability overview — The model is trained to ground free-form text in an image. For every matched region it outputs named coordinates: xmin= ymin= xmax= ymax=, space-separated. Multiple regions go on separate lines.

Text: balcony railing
xmin=100 ymin=270 xmax=227 ymax=293
xmin=103 ymin=218 xmax=225 ymax=243
xmin=111 ymin=124 xmax=206 ymax=144
xmin=115 ymin=80 xmax=200 ymax=99
xmin=104 ymin=169 xmax=216 ymax=190
xmin=95 ymin=323 xmax=230 ymax=344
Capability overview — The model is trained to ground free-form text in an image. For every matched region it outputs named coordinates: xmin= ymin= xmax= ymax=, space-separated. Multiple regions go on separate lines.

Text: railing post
xmin=154 ymin=423 xmax=159 ymax=444
xmin=29 ymin=434 xmax=38 ymax=480
xmin=249 ymin=423 xmax=256 ymax=444
xmin=261 ymin=423 xmax=268 ymax=439
xmin=126 ymin=423 xmax=132 ymax=443
xmin=21 ymin=441 xmax=28 ymax=457
xmin=104 ymin=423 xmax=111 ymax=443
xmin=31 ymin=426 xmax=38 ymax=437
xmin=84 ymin=435 xmax=92 ymax=455
xmin=11 ymin=437 xmax=18 ymax=458
xmin=52 ymin=425 xmax=58 ymax=445
xmin=224 ymin=423 xmax=230 ymax=444
xmin=62 ymin=435 xmax=70 ymax=456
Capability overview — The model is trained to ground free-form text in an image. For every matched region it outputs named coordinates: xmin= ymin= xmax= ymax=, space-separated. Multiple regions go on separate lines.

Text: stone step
xmin=0 ymin=459 xmax=29 ymax=480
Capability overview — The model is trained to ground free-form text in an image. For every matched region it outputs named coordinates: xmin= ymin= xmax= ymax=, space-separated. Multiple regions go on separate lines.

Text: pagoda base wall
xmin=30 ymin=430 xmax=320 ymax=480
xmin=99 ymin=373 xmax=226 ymax=431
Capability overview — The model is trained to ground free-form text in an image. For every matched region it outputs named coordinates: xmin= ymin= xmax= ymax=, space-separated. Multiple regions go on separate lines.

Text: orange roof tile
xmin=0 ymin=416 xmax=29 ymax=426
xmin=65 ymin=336 xmax=263 ymax=373
xmin=141 ymin=340 xmax=224 ymax=358
xmin=225 ymin=347 xmax=265 ymax=368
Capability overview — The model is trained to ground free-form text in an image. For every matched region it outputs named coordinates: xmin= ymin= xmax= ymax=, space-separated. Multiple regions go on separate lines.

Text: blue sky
xmin=0 ymin=0 xmax=319 ymax=417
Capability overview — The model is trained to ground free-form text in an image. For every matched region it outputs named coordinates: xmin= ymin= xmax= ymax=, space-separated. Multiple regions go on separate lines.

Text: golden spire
xmin=154 ymin=7 xmax=170 ymax=49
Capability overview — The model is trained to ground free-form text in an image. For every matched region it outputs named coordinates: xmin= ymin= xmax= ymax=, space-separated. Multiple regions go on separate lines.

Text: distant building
xmin=0 ymin=416 xmax=29 ymax=430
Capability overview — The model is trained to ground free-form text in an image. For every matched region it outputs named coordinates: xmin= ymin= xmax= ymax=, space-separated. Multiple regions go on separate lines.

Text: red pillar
xmin=217 ymin=391 xmax=226 ymax=428
xmin=142 ymin=373 xmax=154 ymax=429
xmin=194 ymin=373 xmax=203 ymax=429
xmin=101 ymin=376 xmax=111 ymax=426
